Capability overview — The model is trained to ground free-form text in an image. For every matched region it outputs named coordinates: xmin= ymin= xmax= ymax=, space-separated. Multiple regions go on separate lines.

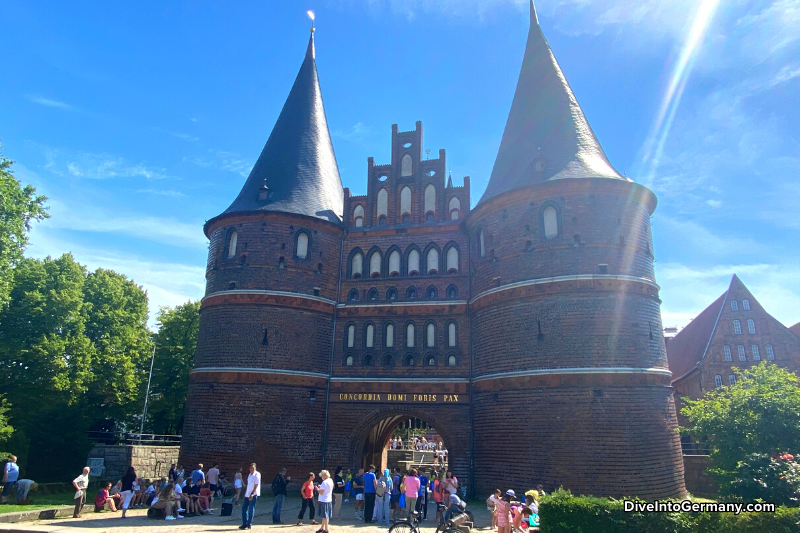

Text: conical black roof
xmin=479 ymin=1 xmax=627 ymax=205
xmin=220 ymin=31 xmax=343 ymax=224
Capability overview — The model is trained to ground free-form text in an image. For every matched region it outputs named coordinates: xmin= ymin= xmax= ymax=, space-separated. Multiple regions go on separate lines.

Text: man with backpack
xmin=362 ymin=465 xmax=377 ymax=523
xmin=270 ymin=468 xmax=291 ymax=524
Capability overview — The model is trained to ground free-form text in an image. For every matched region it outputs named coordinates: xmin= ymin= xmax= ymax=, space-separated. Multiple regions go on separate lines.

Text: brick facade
xmin=180 ymin=120 xmax=686 ymax=499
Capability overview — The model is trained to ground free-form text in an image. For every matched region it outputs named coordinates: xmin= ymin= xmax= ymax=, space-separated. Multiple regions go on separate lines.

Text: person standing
xmin=233 ymin=470 xmax=243 ymax=505
xmin=72 ymin=466 xmax=90 ymax=518
xmin=332 ymin=467 xmax=344 ymax=520
xmin=403 ymin=469 xmax=420 ymax=519
xmin=207 ymin=463 xmax=220 ymax=496
xmin=191 ymin=464 xmax=205 ymax=485
xmin=315 ymin=470 xmax=333 ymax=533
xmin=271 ymin=467 xmax=290 ymax=524
xmin=362 ymin=464 xmax=377 ymax=523
xmin=1 ymin=455 xmax=19 ymax=504
xmin=168 ymin=463 xmax=177 ymax=483
xmin=417 ymin=469 xmax=429 ymax=520
xmin=239 ymin=463 xmax=260 ymax=530
xmin=297 ymin=472 xmax=317 ymax=526
xmin=390 ymin=467 xmax=402 ymax=521
xmin=352 ymin=468 xmax=364 ymax=519
xmin=119 ymin=466 xmax=137 ymax=518
xmin=376 ymin=469 xmax=392 ymax=526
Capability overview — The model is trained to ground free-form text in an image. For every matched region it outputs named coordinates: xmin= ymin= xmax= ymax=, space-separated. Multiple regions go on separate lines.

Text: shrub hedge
xmin=538 ymin=488 xmax=800 ymax=533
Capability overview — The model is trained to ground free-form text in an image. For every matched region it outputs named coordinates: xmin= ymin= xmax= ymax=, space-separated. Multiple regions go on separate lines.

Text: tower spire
xmin=479 ymin=0 xmax=627 ymax=205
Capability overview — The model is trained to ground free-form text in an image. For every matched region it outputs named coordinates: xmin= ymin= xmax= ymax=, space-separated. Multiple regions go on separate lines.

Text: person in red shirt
xmin=297 ymin=472 xmax=318 ymax=525
xmin=198 ymin=483 xmax=213 ymax=514
xmin=94 ymin=483 xmax=118 ymax=512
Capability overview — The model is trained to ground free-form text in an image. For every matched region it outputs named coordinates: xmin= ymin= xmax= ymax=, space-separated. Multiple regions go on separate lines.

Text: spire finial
xmin=307 ymin=10 xmax=315 ymax=32
xmin=530 ymin=0 xmax=539 ymax=25
xmin=305 ymin=11 xmax=316 ymax=59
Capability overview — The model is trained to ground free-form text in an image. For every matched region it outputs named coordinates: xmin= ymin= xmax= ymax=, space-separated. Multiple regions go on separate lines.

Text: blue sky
xmin=2 ymin=0 xmax=798 ymax=330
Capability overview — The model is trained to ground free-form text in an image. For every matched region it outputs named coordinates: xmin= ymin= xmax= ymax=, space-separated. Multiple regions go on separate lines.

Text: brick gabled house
xmin=667 ymin=274 xmax=800 ymax=430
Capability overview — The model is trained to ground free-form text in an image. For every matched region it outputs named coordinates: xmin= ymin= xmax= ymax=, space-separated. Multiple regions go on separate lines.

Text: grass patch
xmin=0 ymin=491 xmax=76 ymax=514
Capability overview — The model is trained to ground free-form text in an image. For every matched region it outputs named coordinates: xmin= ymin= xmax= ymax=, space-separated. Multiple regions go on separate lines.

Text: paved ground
xmin=0 ymin=496 xmax=491 ymax=533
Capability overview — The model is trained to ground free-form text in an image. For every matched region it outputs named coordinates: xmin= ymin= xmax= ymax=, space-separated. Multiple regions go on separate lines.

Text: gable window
xmin=353 ymin=205 xmax=364 ymax=227
xmin=747 ymin=319 xmax=756 ymax=334
xmin=738 ymin=345 xmax=746 ymax=361
xmin=723 ymin=345 xmax=732 ymax=362
xmin=226 ymin=230 xmax=238 ymax=258
xmin=368 ymin=288 xmax=379 ymax=301
xmin=377 ymin=188 xmax=388 ymax=220
xmin=427 ymin=286 xmax=438 ymax=300
xmin=348 ymin=289 xmax=359 ymax=302
xmin=346 ymin=355 xmax=354 ymax=366
xmin=347 ymin=324 xmax=355 ymax=348
xmin=729 ymin=374 xmax=736 ymax=386
xmin=389 ymin=251 xmax=401 ymax=276
xmin=351 ymin=252 xmax=363 ymax=279
xmin=742 ymin=299 xmax=751 ymax=310
xmin=766 ymin=344 xmax=774 ymax=360
xmin=448 ymin=355 xmax=457 ymax=367
xmin=424 ymin=184 xmax=436 ymax=218
xmin=406 ymin=323 xmax=415 ymax=348
xmin=714 ymin=375 xmax=723 ymax=388
xmin=406 ymin=287 xmax=417 ymax=300
xmin=401 ymin=154 xmax=412 ymax=176
xmin=400 ymin=187 xmax=412 ymax=218
xmin=446 ymin=285 xmax=458 ymax=299
xmin=426 ymin=248 xmax=439 ymax=275
xmin=730 ymin=300 xmax=738 ymax=311
xmin=448 ymin=322 xmax=457 ymax=347
xmin=426 ymin=323 xmax=435 ymax=348
xmin=385 ymin=324 xmax=394 ymax=348
xmin=366 ymin=324 xmax=374 ymax=348
xmin=387 ymin=287 xmax=398 ymax=301
xmin=449 ymin=197 xmax=460 ymax=220
xmin=370 ymin=251 xmax=382 ymax=278
xmin=733 ymin=320 xmax=742 ymax=335
xmin=446 ymin=247 xmax=459 ymax=273
xmin=543 ymin=206 xmax=559 ymax=239
xmin=752 ymin=345 xmax=760 ymax=361
xmin=296 ymin=232 xmax=309 ymax=259
xmin=408 ymin=250 xmax=420 ymax=276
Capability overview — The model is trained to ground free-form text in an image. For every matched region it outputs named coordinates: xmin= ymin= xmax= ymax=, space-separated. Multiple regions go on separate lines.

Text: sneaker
xmin=177 ymin=515 xmax=184 ymax=519
xmin=165 ymin=516 xmax=176 ymax=520
xmin=311 ymin=520 xmax=318 ymax=525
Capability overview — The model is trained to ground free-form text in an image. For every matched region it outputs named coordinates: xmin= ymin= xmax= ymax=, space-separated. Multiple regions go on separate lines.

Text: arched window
xmin=449 ymin=197 xmax=460 ymax=220
xmin=367 ymin=288 xmax=379 ymax=301
xmin=446 ymin=285 xmax=458 ymax=299
xmin=424 ymin=184 xmax=436 ymax=217
xmin=723 ymin=345 xmax=732 ymax=361
xmin=426 ymin=355 xmax=436 ymax=366
xmin=389 ymin=250 xmax=401 ymax=276
xmin=385 ymin=324 xmax=394 ymax=348
xmin=730 ymin=300 xmax=738 ymax=311
xmin=752 ymin=345 xmax=760 ymax=361
xmin=401 ymin=154 xmax=412 ymax=176
xmin=446 ymin=247 xmax=459 ymax=273
xmin=377 ymin=188 xmax=388 ymax=220
xmin=348 ymin=289 xmax=359 ymax=302
xmin=387 ymin=287 xmax=398 ymax=301
xmin=427 ymin=248 xmax=439 ymax=274
xmin=366 ymin=324 xmax=374 ymax=348
xmin=729 ymin=375 xmax=736 ymax=386
xmin=382 ymin=354 xmax=394 ymax=367
xmin=427 ymin=286 xmax=437 ymax=299
xmin=479 ymin=230 xmax=485 ymax=258
xmin=426 ymin=213 xmax=434 ymax=222
xmin=543 ymin=205 xmax=558 ymax=239
xmin=747 ymin=319 xmax=756 ymax=334
xmin=379 ymin=216 xmax=386 ymax=226
xmin=406 ymin=287 xmax=417 ymax=300
xmin=370 ymin=251 xmax=382 ymax=278
xmin=408 ymin=249 xmax=420 ymax=276
xmin=448 ymin=322 xmax=456 ymax=347
xmin=733 ymin=320 xmax=741 ymax=334
xmin=766 ymin=344 xmax=774 ymax=360
xmin=347 ymin=324 xmax=355 ymax=348
xmin=351 ymin=252 xmax=363 ymax=279
xmin=738 ymin=345 xmax=746 ymax=361
xmin=742 ymin=299 xmax=751 ymax=310
xmin=354 ymin=205 xmax=364 ymax=227
xmin=400 ymin=187 xmax=412 ymax=217
xmin=227 ymin=230 xmax=238 ymax=258
xmin=714 ymin=375 xmax=722 ymax=388
xmin=447 ymin=355 xmax=457 ymax=367
xmin=406 ymin=323 xmax=415 ymax=348
xmin=427 ymin=323 xmax=435 ymax=347
xmin=296 ymin=232 xmax=309 ymax=259
xmin=403 ymin=354 xmax=416 ymax=367
xmin=346 ymin=355 xmax=354 ymax=366
xmin=363 ymin=354 xmax=374 ymax=367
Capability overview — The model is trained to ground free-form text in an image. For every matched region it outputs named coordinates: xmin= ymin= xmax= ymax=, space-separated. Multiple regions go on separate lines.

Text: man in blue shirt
xmin=191 ymin=463 xmax=205 ymax=485
xmin=418 ymin=470 xmax=430 ymax=519
xmin=1 ymin=455 xmax=19 ymax=504
xmin=362 ymin=465 xmax=377 ymax=524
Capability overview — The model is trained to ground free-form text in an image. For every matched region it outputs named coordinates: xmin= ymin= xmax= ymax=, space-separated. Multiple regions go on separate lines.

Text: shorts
xmin=317 ymin=501 xmax=332 ymax=519
xmin=210 ymin=484 xmax=218 ymax=493
xmin=390 ymin=494 xmax=400 ymax=505
xmin=1 ymin=481 xmax=17 ymax=496
xmin=355 ymin=494 xmax=364 ymax=501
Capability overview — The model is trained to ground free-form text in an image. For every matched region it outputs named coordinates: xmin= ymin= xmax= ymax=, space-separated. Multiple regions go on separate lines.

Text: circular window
xmin=403 ymin=142 xmax=412 ymax=148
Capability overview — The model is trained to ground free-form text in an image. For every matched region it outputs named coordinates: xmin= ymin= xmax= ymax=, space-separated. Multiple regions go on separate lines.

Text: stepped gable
xmin=214 ymin=30 xmax=343 ymax=227
xmin=479 ymin=0 xmax=627 ymax=205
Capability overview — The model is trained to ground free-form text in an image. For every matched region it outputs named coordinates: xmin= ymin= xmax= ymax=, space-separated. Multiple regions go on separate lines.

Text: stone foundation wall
xmin=88 ymin=444 xmax=180 ymax=482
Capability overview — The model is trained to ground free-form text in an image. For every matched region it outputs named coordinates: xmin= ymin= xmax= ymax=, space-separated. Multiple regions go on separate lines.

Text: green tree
xmin=0 ymin=395 xmax=13 ymax=459
xmin=681 ymin=362 xmax=800 ymax=482
xmin=0 ymin=152 xmax=49 ymax=308
xmin=147 ymin=301 xmax=200 ymax=434
xmin=82 ymin=268 xmax=151 ymax=426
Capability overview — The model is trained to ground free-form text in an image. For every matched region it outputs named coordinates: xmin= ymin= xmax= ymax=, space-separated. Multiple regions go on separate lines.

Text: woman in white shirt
xmin=234 ymin=470 xmax=243 ymax=505
xmin=315 ymin=470 xmax=334 ymax=533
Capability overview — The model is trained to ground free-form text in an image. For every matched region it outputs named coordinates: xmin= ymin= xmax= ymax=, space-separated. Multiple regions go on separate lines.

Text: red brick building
xmin=180 ymin=2 xmax=686 ymax=499
xmin=667 ymin=274 xmax=800 ymax=430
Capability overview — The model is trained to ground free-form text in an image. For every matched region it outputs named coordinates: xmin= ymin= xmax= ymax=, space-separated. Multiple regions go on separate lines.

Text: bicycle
xmin=434 ymin=503 xmax=475 ymax=533
xmin=389 ymin=510 xmax=423 ymax=533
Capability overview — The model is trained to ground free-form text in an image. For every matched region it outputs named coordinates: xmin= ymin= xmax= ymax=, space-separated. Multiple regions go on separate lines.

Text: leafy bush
xmin=538 ymin=488 xmax=800 ymax=533
xmin=724 ymin=453 xmax=800 ymax=507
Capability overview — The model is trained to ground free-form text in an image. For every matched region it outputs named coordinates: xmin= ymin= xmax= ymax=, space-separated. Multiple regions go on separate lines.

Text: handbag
xmin=399 ymin=494 xmax=406 ymax=508
xmin=345 ymin=481 xmax=351 ymax=491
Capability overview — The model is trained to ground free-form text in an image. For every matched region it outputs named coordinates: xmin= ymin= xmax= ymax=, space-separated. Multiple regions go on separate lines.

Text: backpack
xmin=376 ymin=477 xmax=387 ymax=497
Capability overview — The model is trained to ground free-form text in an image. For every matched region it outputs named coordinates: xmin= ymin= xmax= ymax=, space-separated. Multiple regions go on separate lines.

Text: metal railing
xmin=88 ymin=431 xmax=182 ymax=446
xmin=681 ymin=441 xmax=710 ymax=455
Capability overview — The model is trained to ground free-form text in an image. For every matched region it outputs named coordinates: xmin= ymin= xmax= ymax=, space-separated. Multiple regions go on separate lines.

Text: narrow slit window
xmin=385 ymin=324 xmax=394 ymax=348
xmin=406 ymin=323 xmax=415 ymax=348
xmin=427 ymin=323 xmax=435 ymax=348
xmin=366 ymin=324 xmax=374 ymax=348
xmin=347 ymin=325 xmax=355 ymax=348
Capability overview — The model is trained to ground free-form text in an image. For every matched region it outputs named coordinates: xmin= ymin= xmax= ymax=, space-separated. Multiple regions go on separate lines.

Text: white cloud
xmin=137 ymin=189 xmax=185 ymax=198
xmin=706 ymin=199 xmax=721 ymax=208
xmin=26 ymin=95 xmax=75 ymax=111
xmin=332 ymin=122 xmax=372 ymax=144
xmin=187 ymin=150 xmax=253 ymax=177
xmin=37 ymin=144 xmax=175 ymax=181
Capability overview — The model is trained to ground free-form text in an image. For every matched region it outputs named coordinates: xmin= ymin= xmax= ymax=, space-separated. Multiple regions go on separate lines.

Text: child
xmin=487 ymin=489 xmax=500 ymax=530
xmin=234 ymin=470 xmax=243 ymax=505
xmin=496 ymin=490 xmax=514 ymax=533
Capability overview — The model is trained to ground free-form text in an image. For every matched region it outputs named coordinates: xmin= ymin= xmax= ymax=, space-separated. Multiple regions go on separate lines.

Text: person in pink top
xmin=403 ymin=469 xmax=420 ymax=519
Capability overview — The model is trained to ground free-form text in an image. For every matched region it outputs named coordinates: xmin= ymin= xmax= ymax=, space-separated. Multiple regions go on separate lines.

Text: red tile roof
xmin=666 ymin=292 xmax=726 ymax=382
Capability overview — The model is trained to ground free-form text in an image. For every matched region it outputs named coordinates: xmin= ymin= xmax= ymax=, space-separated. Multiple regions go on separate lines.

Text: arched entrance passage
xmin=358 ymin=415 xmax=447 ymax=472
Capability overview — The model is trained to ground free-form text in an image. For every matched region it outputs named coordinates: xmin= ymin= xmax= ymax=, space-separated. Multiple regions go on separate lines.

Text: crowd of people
xmin=486 ymin=486 xmax=545 ymax=532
